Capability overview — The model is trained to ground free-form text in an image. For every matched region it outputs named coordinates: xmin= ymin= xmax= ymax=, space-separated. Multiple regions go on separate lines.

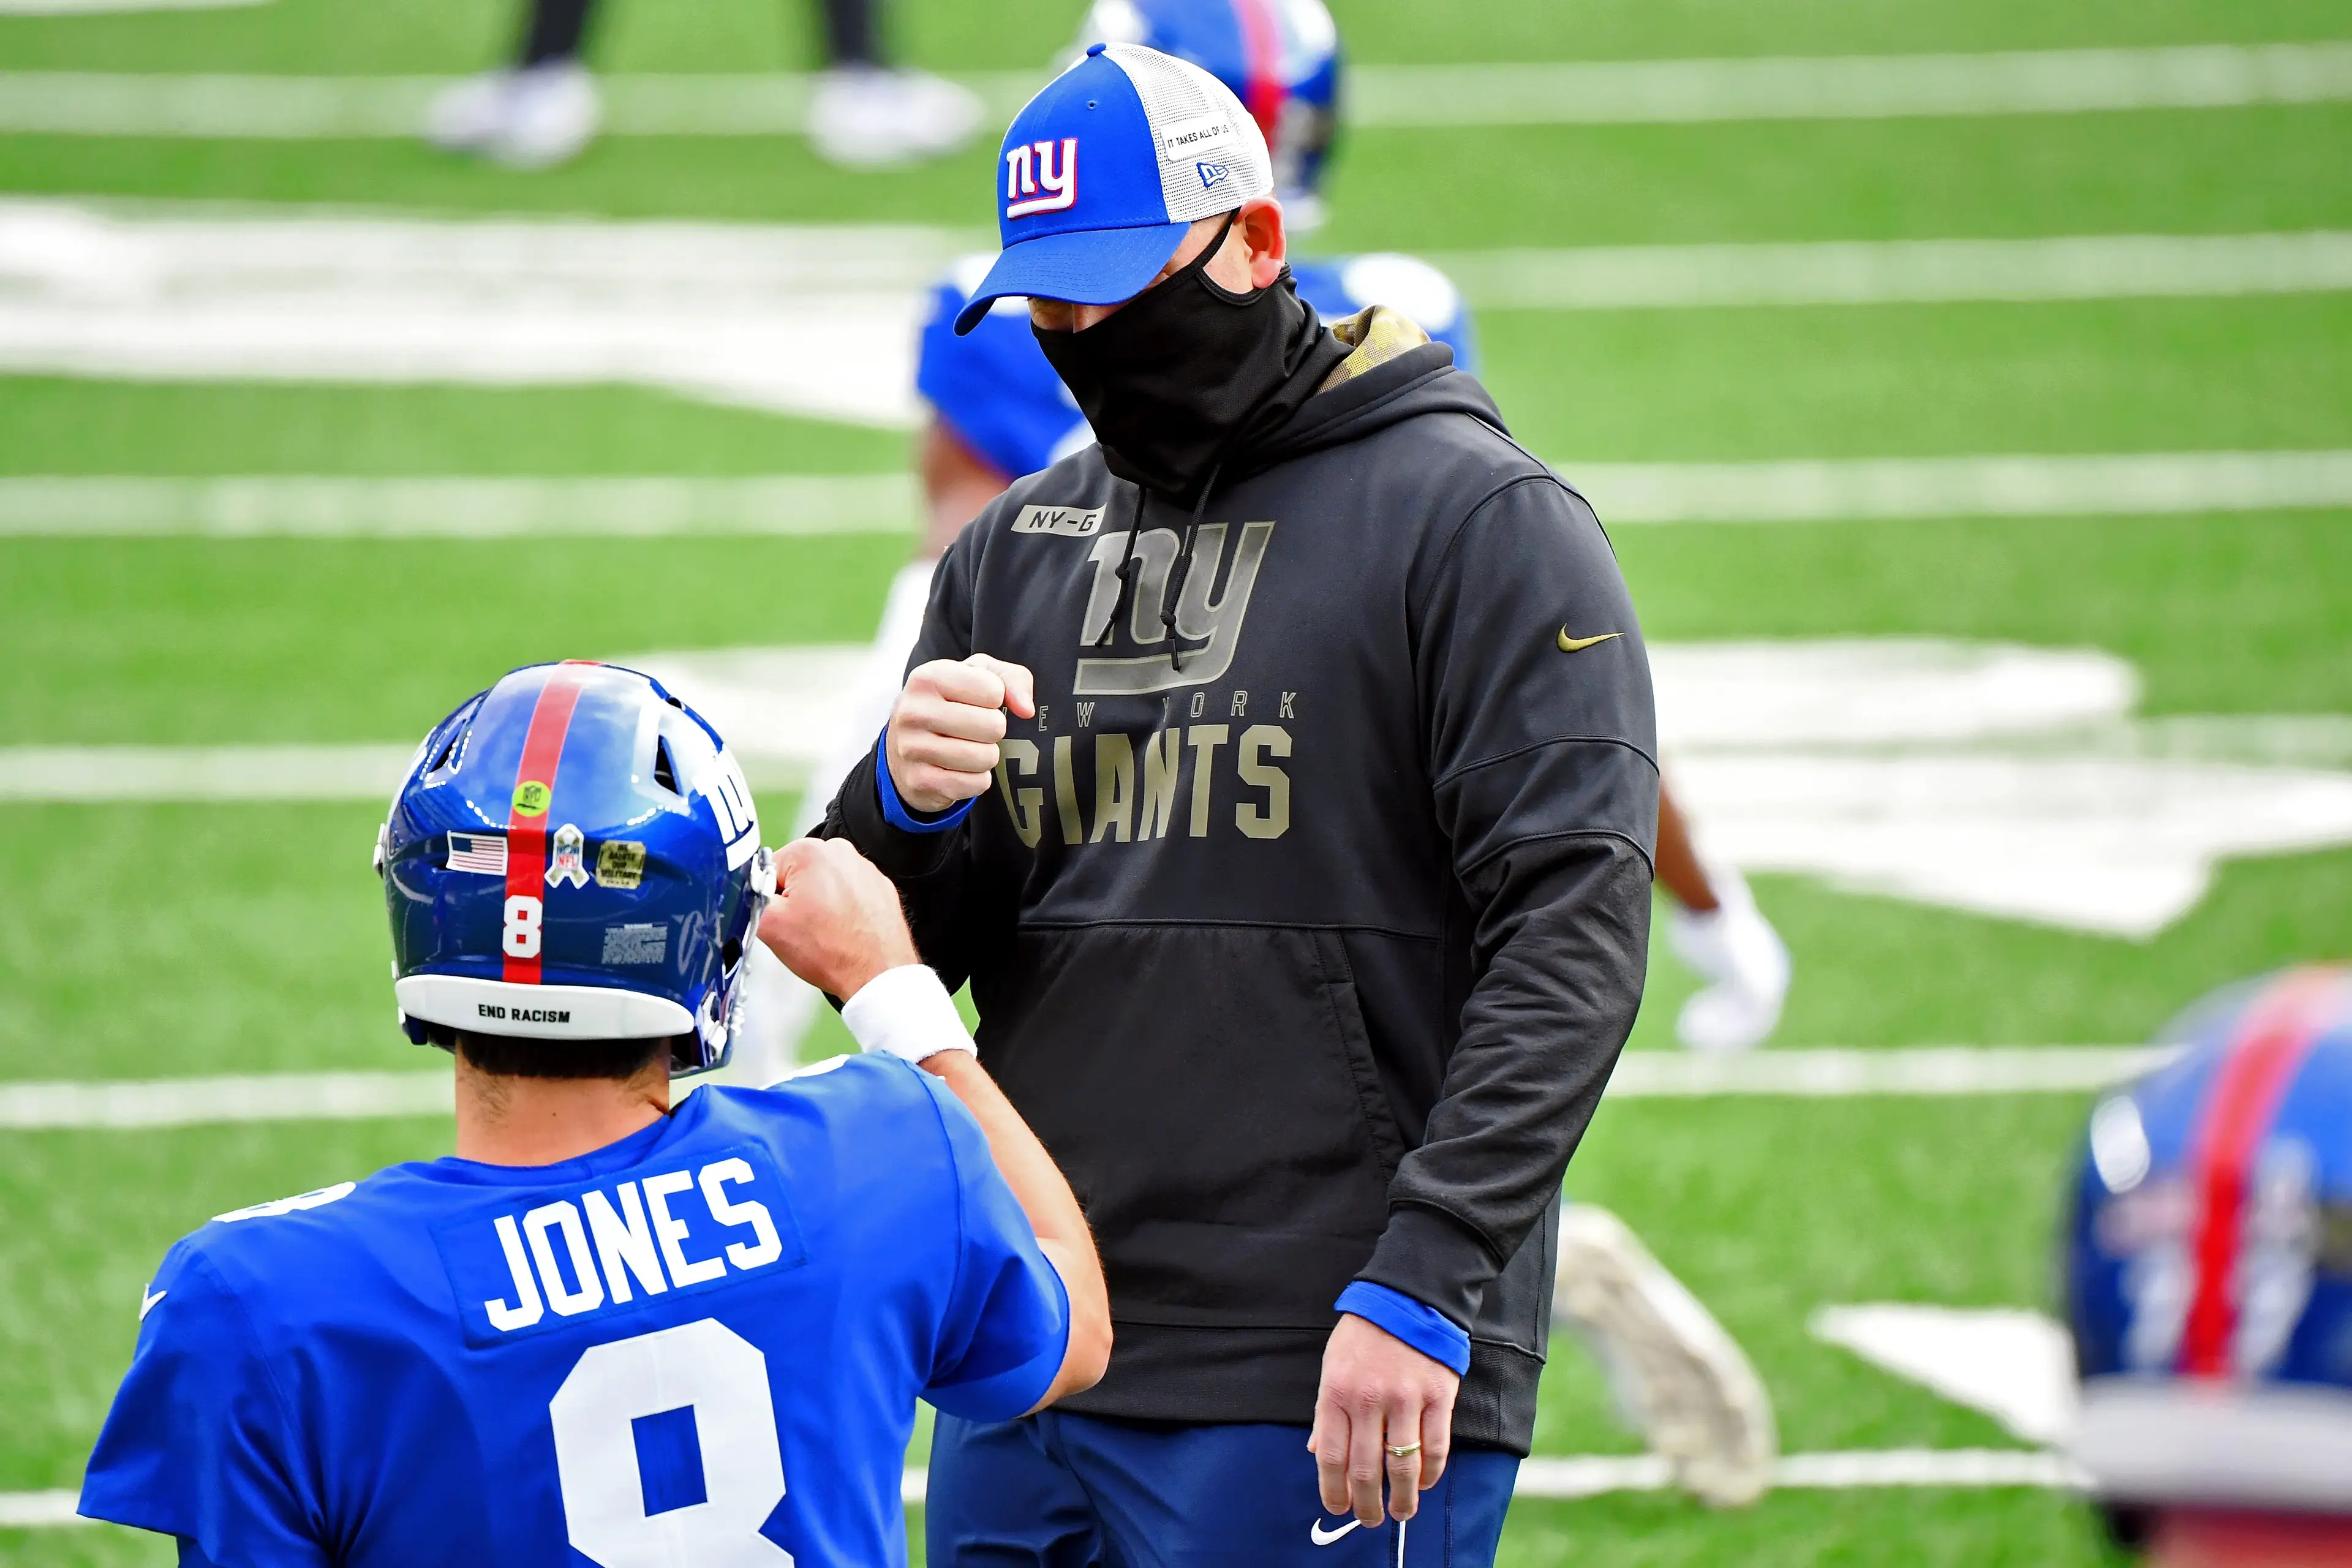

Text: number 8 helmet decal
xmin=377 ymin=661 xmax=773 ymax=1074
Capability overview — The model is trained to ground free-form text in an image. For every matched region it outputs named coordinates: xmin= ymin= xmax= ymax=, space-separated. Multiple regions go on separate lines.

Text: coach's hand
xmin=758 ymin=839 xmax=918 ymax=1000
xmin=886 ymin=654 xmax=1037 ymax=815
xmin=1311 ymin=1314 xmax=1459 ymax=1527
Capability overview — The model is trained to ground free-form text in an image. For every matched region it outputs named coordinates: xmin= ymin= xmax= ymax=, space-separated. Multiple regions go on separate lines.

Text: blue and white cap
xmin=952 ymin=41 xmax=1273 ymax=335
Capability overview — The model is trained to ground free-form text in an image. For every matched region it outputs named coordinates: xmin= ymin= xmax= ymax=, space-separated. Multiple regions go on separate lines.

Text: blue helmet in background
xmin=1072 ymin=0 xmax=1341 ymax=228
xmin=2064 ymin=965 xmax=2352 ymax=1513
xmin=377 ymin=661 xmax=771 ymax=1076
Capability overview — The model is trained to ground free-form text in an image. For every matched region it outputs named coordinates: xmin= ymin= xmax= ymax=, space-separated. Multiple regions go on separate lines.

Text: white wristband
xmin=840 ymin=965 xmax=976 ymax=1065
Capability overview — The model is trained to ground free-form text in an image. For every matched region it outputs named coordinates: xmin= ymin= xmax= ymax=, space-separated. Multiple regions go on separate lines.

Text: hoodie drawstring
xmin=1093 ymin=484 xmax=1150 ymax=648
xmin=1161 ymin=455 xmax=1229 ymax=670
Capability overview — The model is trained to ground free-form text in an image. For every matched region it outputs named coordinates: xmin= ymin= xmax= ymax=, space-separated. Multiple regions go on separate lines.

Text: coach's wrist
xmin=876 ymin=730 xmax=978 ymax=834
xmin=840 ymin=964 xmax=976 ymax=1065
xmin=1357 ymin=1207 xmax=1498 ymax=1333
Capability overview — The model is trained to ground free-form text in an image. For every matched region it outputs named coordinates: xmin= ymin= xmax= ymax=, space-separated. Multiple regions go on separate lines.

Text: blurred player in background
xmin=1070 ymin=0 xmax=1340 ymax=232
xmin=428 ymin=0 xmax=981 ymax=169
xmin=77 ymin=662 xmax=1109 ymax=1564
xmin=2066 ymin=965 xmax=2352 ymax=1567
xmin=1657 ymin=789 xmax=1790 ymax=1054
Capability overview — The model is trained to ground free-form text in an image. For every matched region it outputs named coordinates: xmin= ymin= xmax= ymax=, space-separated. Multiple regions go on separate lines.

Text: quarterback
xmin=77 ymin=660 xmax=1109 ymax=1566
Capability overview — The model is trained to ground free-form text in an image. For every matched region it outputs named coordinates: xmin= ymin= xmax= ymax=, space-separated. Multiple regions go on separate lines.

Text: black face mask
xmin=1034 ymin=216 xmax=1328 ymax=504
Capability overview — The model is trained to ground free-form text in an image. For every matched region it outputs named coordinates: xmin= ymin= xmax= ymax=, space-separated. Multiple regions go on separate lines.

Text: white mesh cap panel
xmin=1104 ymin=42 xmax=1272 ymax=222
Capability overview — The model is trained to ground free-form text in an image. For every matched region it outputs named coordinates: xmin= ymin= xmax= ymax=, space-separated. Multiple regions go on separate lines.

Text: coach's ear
xmin=1234 ymin=198 xmax=1287 ymax=290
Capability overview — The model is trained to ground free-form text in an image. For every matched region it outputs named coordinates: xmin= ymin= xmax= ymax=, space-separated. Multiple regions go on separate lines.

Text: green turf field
xmin=1 ymin=0 xmax=2346 ymax=1561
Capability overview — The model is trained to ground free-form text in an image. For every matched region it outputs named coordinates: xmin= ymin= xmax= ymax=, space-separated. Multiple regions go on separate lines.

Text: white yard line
xmin=1 ymin=43 xmax=2348 ymax=137
xmin=1346 ymin=43 xmax=2352 ymax=127
xmin=1606 ymin=1046 xmax=2169 ymax=1098
xmin=0 ymin=1491 xmax=84 ymax=1528
xmin=0 ymin=1071 xmax=453 ymax=1129
xmin=13 ymin=1448 xmax=2083 ymax=1526
xmin=0 ymin=744 xmax=422 ymax=801
xmin=0 ymin=739 xmax=821 ymax=799
xmin=0 ymin=475 xmax=916 ymax=538
xmin=0 ymin=72 xmax=1044 ymax=139
xmin=1433 ymin=232 xmax=2352 ymax=309
xmin=2 ymin=453 xmax=2344 ymax=543
xmin=1572 ymin=451 xmax=2352 ymax=523
xmin=1513 ymin=1447 xmax=2087 ymax=1497
xmin=0 ymin=1049 xmax=2159 ymax=1131
xmin=0 ymin=0 xmax=262 ymax=11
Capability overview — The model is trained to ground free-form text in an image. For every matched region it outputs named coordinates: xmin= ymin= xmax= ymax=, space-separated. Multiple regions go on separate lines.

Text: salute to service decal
xmin=595 ymin=840 xmax=646 ymax=890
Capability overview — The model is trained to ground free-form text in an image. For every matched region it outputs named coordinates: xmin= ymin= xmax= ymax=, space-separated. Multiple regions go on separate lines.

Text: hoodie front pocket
xmin=982 ymin=923 xmax=1406 ymax=1330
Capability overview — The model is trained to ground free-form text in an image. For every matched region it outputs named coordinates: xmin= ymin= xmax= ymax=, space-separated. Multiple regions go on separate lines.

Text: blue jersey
xmin=80 ymin=1056 xmax=1069 ymax=1567
xmin=916 ymin=252 xmax=1478 ymax=483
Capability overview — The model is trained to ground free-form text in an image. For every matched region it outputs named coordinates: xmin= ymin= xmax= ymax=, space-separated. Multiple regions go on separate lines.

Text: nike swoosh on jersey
xmin=1557 ymin=628 xmax=1623 ymax=653
xmin=139 ymin=1286 xmax=167 ymax=1321
xmin=1310 ymin=1517 xmax=1363 ymax=1545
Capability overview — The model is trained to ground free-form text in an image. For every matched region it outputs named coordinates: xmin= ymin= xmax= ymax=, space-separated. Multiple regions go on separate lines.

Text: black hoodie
xmin=821 ymin=315 xmax=1657 ymax=1452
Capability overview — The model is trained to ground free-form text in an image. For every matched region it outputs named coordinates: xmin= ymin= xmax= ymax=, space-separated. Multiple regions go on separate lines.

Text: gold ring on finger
xmin=1386 ymin=1442 xmax=1422 ymax=1458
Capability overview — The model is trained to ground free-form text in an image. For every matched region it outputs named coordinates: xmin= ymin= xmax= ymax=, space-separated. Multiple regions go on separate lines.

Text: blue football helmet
xmin=1073 ymin=0 xmax=1341 ymax=227
xmin=376 ymin=661 xmax=772 ymax=1075
xmin=2065 ymin=965 xmax=2352 ymax=1512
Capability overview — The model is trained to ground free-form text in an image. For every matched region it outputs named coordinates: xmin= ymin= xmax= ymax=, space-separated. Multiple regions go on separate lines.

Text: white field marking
xmin=1574 ymin=451 xmax=2352 ymax=524
xmin=1346 ymin=43 xmax=2352 ymax=127
xmin=1 ymin=0 xmax=260 ymax=11
xmin=1607 ymin=1047 xmax=2170 ymax=1099
xmin=1435 ymin=232 xmax=2352 ymax=310
xmin=0 ymin=743 xmax=422 ymax=801
xmin=0 ymin=71 xmax=1046 ymax=139
xmin=0 ymin=1071 xmax=452 ymax=1129
xmin=6 ymin=1450 xmax=2086 ymax=1528
xmin=1511 ymin=1448 xmax=2087 ymax=1498
xmin=3 ymin=43 xmax=2350 ymax=136
xmin=1812 ymin=1305 xmax=2080 ymax=1445
xmin=1670 ymin=748 xmax=2352 ymax=937
xmin=4 ymin=451 xmax=2351 ymax=541
xmin=0 ymin=202 xmax=982 ymax=426
xmin=1652 ymin=640 xmax=2352 ymax=937
xmin=0 ymin=1491 xmax=86 ymax=1527
xmin=0 ymin=1049 xmax=2161 ymax=1130
xmin=8 ymin=205 xmax=2352 ymax=432
xmin=0 ymin=475 xmax=916 ymax=537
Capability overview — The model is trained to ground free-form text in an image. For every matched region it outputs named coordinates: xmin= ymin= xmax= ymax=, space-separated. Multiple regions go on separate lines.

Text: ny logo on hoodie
xmin=1073 ymin=522 xmax=1275 ymax=696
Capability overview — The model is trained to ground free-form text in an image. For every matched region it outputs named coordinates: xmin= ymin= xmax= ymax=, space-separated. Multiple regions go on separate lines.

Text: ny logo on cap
xmin=1005 ymin=137 xmax=1080 ymax=220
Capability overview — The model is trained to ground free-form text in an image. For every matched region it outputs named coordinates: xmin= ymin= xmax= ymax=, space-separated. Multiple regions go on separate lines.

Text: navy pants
xmin=926 ymin=1411 xmax=1519 ymax=1567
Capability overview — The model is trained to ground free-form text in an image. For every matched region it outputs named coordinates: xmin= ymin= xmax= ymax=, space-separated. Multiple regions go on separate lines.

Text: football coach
xmin=818 ymin=42 xmax=1657 ymax=1565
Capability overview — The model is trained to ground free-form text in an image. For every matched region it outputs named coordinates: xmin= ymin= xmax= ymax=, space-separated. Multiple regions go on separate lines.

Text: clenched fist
xmin=886 ymin=654 xmax=1037 ymax=815
xmin=756 ymin=839 xmax=919 ymax=1001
